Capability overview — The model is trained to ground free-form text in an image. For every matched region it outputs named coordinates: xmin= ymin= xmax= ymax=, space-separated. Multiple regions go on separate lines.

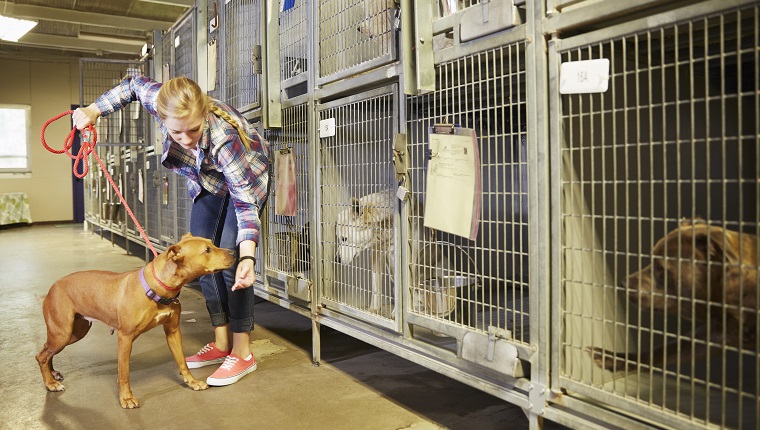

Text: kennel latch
xmin=487 ymin=326 xmax=513 ymax=361
xmin=393 ymin=133 xmax=408 ymax=180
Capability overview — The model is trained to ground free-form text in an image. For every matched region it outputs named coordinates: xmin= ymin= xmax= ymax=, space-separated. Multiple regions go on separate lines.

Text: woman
xmin=73 ymin=76 xmax=269 ymax=386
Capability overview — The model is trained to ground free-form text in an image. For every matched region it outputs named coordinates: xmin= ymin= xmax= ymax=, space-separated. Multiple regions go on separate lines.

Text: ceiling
xmin=0 ymin=0 xmax=192 ymax=61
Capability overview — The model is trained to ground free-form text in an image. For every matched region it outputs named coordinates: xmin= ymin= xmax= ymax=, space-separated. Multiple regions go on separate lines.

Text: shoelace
xmin=198 ymin=344 xmax=214 ymax=354
xmin=220 ymin=356 xmax=239 ymax=370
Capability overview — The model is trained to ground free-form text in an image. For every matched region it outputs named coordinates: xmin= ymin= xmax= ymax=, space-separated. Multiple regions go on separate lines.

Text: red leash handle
xmin=42 ymin=111 xmax=158 ymax=257
xmin=40 ymin=110 xmax=97 ymax=179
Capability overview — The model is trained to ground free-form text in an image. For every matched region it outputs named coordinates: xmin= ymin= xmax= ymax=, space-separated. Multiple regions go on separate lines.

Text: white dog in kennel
xmin=335 ymin=189 xmax=470 ymax=317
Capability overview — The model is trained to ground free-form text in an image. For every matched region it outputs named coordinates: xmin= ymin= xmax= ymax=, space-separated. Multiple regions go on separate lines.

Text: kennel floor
xmin=0 ymin=223 xmax=568 ymax=430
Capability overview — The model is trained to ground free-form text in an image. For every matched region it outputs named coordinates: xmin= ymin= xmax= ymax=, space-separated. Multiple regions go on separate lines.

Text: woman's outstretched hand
xmin=72 ymin=105 xmax=100 ymax=130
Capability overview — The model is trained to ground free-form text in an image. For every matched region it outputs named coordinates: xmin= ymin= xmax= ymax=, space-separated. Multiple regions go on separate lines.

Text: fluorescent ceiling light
xmin=0 ymin=15 xmax=38 ymax=42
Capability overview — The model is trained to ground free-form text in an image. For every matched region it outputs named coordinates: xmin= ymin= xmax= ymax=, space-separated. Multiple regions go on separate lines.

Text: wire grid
xmin=80 ymin=60 xmax=146 ymax=145
xmin=224 ymin=0 xmax=261 ymax=110
xmin=159 ymin=165 xmax=177 ymax=243
xmin=124 ymin=148 xmax=145 ymax=236
xmin=263 ymin=104 xmax=310 ymax=277
xmin=406 ymin=43 xmax=530 ymax=343
xmin=207 ymin=0 xmax=222 ymax=100
xmin=162 ymin=31 xmax=174 ymax=78
xmin=318 ymin=0 xmax=395 ymax=79
xmin=280 ymin=0 xmax=308 ymax=81
xmin=84 ymin=152 xmax=99 ymax=221
xmin=173 ymin=13 xmax=196 ymax=79
xmin=145 ymin=151 xmax=161 ymax=243
xmin=558 ymin=6 xmax=759 ymax=428
xmin=167 ymin=14 xmax=196 ymax=236
xmin=319 ymin=90 xmax=397 ymax=317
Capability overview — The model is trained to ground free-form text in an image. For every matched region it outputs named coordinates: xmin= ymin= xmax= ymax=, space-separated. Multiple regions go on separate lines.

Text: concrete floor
xmin=0 ymin=224 xmax=565 ymax=430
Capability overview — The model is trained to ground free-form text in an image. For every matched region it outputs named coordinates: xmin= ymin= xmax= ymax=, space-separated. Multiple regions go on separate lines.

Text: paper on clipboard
xmin=423 ymin=127 xmax=481 ymax=240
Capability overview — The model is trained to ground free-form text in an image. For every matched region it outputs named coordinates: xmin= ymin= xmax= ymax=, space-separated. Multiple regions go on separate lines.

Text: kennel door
xmin=317 ymin=85 xmax=401 ymax=331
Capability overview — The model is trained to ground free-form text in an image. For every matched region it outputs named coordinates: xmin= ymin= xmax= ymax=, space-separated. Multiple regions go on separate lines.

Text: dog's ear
xmin=166 ymin=244 xmax=185 ymax=263
xmin=694 ymin=227 xmax=740 ymax=264
xmin=363 ymin=205 xmax=389 ymax=225
xmin=708 ymin=227 xmax=742 ymax=264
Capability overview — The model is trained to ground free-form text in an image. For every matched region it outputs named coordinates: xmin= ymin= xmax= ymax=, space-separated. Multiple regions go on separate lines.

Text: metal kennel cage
xmin=262 ymin=103 xmax=312 ymax=302
xmin=80 ymin=59 xmax=149 ymax=146
xmin=223 ymin=0 xmax=262 ymax=112
xmin=406 ymin=42 xmax=531 ymax=346
xmin=318 ymin=85 xmax=400 ymax=328
xmin=318 ymin=0 xmax=398 ymax=84
xmin=551 ymin=2 xmax=760 ymax=428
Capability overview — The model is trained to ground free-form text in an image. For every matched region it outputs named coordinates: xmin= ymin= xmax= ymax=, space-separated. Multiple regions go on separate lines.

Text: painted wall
xmin=0 ymin=58 xmax=80 ymax=223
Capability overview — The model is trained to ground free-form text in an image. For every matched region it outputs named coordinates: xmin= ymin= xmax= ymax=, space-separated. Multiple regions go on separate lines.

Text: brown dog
xmin=591 ymin=219 xmax=758 ymax=370
xmin=35 ymin=233 xmax=235 ymax=408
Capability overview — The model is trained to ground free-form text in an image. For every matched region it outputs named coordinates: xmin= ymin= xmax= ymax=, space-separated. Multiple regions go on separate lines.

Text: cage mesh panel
xmin=159 ymin=165 xmax=177 ymax=243
xmin=558 ymin=6 xmax=759 ymax=429
xmin=174 ymin=14 xmax=196 ymax=79
xmin=208 ymin=0 xmax=222 ymax=100
xmin=263 ymin=105 xmax=310 ymax=278
xmin=171 ymin=14 xmax=196 ymax=235
xmin=280 ymin=0 xmax=308 ymax=81
xmin=224 ymin=0 xmax=261 ymax=110
xmin=319 ymin=90 xmax=397 ymax=318
xmin=145 ymin=151 xmax=160 ymax=243
xmin=406 ymin=44 xmax=530 ymax=343
xmin=318 ymin=0 xmax=395 ymax=78
xmin=162 ymin=31 xmax=174 ymax=78
xmin=80 ymin=60 xmax=146 ymax=145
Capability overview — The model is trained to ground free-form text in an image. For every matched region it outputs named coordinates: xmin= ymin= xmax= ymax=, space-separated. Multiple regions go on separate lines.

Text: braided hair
xmin=156 ymin=77 xmax=253 ymax=150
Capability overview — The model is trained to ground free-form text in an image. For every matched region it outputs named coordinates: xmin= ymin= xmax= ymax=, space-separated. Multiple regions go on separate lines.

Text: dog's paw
xmin=119 ymin=394 xmax=140 ymax=409
xmin=51 ymin=370 xmax=64 ymax=382
xmin=186 ymin=377 xmax=208 ymax=391
xmin=585 ymin=346 xmax=634 ymax=371
xmin=44 ymin=380 xmax=65 ymax=392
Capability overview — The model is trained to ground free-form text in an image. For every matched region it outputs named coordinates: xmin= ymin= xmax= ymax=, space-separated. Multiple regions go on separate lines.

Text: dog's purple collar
xmin=139 ymin=267 xmax=178 ymax=305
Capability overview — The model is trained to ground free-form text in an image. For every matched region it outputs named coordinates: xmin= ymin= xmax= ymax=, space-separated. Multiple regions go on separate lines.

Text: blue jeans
xmin=190 ymin=189 xmax=254 ymax=333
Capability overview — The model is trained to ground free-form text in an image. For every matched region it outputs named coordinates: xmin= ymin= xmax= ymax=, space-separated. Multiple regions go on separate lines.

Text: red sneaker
xmin=206 ymin=353 xmax=257 ymax=386
xmin=185 ymin=342 xmax=230 ymax=369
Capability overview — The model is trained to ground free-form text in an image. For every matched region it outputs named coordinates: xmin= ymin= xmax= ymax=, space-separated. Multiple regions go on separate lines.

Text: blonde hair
xmin=156 ymin=77 xmax=253 ymax=150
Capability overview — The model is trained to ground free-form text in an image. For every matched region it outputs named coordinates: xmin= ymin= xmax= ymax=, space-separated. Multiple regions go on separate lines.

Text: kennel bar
xmin=317 ymin=85 xmax=401 ymax=331
xmin=173 ymin=9 xmax=197 ymax=80
xmin=279 ymin=0 xmax=310 ymax=101
xmin=79 ymin=59 xmax=149 ymax=147
xmin=405 ymin=37 xmax=535 ymax=366
xmin=544 ymin=0 xmax=684 ymax=34
xmin=222 ymin=0 xmax=262 ymax=113
xmin=261 ymin=101 xmax=312 ymax=303
xmin=549 ymin=1 xmax=760 ymax=428
xmin=317 ymin=0 xmax=399 ymax=85
xmin=172 ymin=9 xmax=198 ymax=237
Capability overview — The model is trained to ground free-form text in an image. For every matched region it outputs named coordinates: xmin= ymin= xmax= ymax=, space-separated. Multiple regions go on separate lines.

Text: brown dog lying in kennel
xmin=590 ymin=219 xmax=758 ymax=371
xmin=35 ymin=233 xmax=235 ymax=408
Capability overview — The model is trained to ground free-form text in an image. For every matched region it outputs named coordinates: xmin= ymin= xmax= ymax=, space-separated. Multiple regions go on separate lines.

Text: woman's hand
xmin=231 ymin=240 xmax=256 ymax=291
xmin=232 ymin=259 xmax=255 ymax=291
xmin=72 ymin=104 xmax=101 ymax=130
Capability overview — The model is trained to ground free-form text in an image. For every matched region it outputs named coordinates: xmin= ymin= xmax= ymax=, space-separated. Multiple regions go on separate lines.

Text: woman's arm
xmin=73 ymin=75 xmax=162 ymax=130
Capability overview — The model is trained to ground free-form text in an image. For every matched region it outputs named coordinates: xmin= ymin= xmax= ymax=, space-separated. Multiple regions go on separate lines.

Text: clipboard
xmin=423 ymin=124 xmax=481 ymax=240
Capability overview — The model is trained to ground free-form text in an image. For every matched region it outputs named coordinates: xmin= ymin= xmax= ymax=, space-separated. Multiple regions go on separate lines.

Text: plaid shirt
xmin=94 ymin=76 xmax=270 ymax=246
